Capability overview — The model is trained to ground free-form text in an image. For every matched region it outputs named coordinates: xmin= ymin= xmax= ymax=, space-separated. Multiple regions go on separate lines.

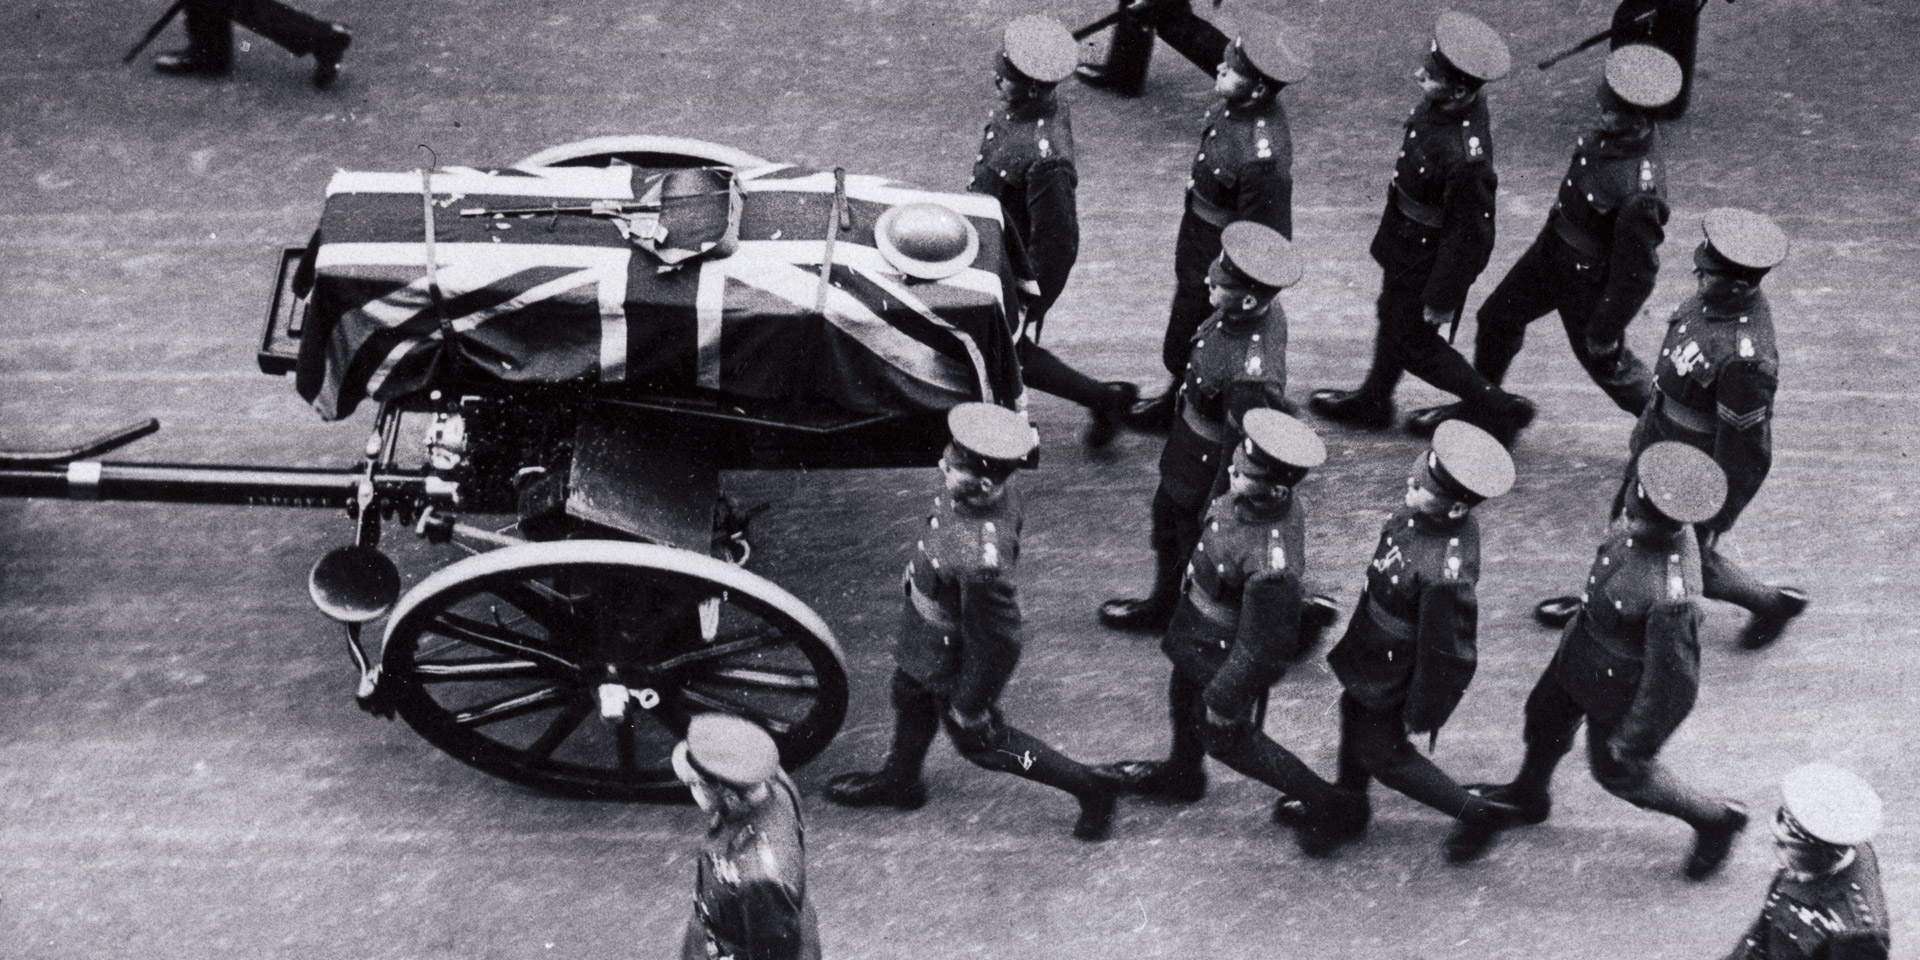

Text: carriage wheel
xmin=379 ymin=540 xmax=847 ymax=800
xmin=515 ymin=135 xmax=769 ymax=171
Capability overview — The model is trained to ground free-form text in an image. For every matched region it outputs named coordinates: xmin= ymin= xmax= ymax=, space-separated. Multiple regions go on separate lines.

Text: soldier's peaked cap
xmin=1428 ymin=420 xmax=1514 ymax=502
xmin=1432 ymin=11 xmax=1510 ymax=83
xmin=1635 ymin=442 xmax=1725 ymax=524
xmin=948 ymin=402 xmax=1037 ymax=465
xmin=1781 ymin=762 xmax=1883 ymax=846
xmin=1233 ymin=15 xmax=1313 ymax=85
xmin=1604 ymin=44 xmax=1682 ymax=109
xmin=1219 ymin=221 xmax=1303 ymax=290
xmin=674 ymin=713 xmax=780 ymax=788
xmin=1002 ymin=15 xmax=1079 ymax=84
xmin=1242 ymin=408 xmax=1326 ymax=474
xmin=1703 ymin=208 xmax=1789 ymax=271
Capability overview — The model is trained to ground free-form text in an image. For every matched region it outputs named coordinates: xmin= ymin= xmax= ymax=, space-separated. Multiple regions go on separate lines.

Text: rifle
xmin=123 ymin=0 xmax=189 ymax=65
xmin=1536 ymin=6 xmax=1657 ymax=70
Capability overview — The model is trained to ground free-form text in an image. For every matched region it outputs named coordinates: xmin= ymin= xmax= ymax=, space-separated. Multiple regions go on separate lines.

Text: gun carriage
xmin=0 ymin=136 xmax=1028 ymax=801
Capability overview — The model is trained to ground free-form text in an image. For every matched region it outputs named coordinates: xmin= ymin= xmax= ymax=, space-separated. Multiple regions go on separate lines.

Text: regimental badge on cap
xmin=1233 ymin=14 xmax=1313 ymax=85
xmin=1634 ymin=441 xmax=1726 ymax=524
xmin=1432 ymin=10 xmax=1511 ymax=84
xmin=875 ymin=203 xmax=981 ymax=280
xmin=1241 ymin=408 xmax=1326 ymax=483
xmin=1428 ymin=420 xmax=1515 ymax=504
xmin=947 ymin=401 xmax=1038 ymax=467
xmin=1001 ymin=15 xmax=1078 ymax=85
xmin=1604 ymin=44 xmax=1683 ymax=110
xmin=1703 ymin=207 xmax=1790 ymax=272
xmin=1782 ymin=762 xmax=1884 ymax=846
xmin=673 ymin=713 xmax=781 ymax=788
xmin=1218 ymin=220 xmax=1302 ymax=291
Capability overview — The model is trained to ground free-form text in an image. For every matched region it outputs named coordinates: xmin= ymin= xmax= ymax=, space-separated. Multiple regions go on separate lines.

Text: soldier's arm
xmin=1588 ymin=191 xmax=1669 ymax=348
xmin=1236 ymin=158 xmax=1294 ymax=241
xmin=1422 ymin=161 xmax=1499 ymax=312
xmin=1830 ymin=928 xmax=1893 ymax=960
xmin=731 ymin=876 xmax=808 ymax=960
xmin=951 ymin=574 xmax=1024 ymax=717
xmin=1612 ymin=596 xmax=1702 ymax=758
xmin=1402 ymin=578 xmax=1479 ymax=736
xmin=1203 ymin=568 xmax=1303 ymax=718
xmin=1708 ymin=355 xmax=1777 ymax=528
xmin=1024 ymin=156 xmax=1081 ymax=317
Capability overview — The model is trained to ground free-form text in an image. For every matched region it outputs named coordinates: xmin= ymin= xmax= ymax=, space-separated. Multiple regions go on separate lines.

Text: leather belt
xmin=1392 ymin=182 xmax=1445 ymax=229
xmin=1550 ymin=209 xmax=1605 ymax=260
xmin=1656 ymin=388 xmax=1716 ymax=433
xmin=1186 ymin=189 xmax=1234 ymax=229
xmin=1180 ymin=399 xmax=1229 ymax=445
xmin=906 ymin=568 xmax=958 ymax=630
xmin=1365 ymin=593 xmax=1415 ymax=640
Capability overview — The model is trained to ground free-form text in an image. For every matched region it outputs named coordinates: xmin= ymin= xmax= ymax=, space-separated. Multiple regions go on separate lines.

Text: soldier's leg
xmin=1585 ymin=712 xmax=1747 ymax=877
xmin=1500 ymin=667 xmax=1586 ymax=807
xmin=823 ymin=670 xmax=938 ymax=808
xmin=1163 ymin=211 xmax=1223 ymax=378
xmin=1340 ymin=693 xmax=1504 ymax=821
xmin=1100 ymin=487 xmax=1196 ymax=630
xmin=944 ymin=706 xmax=1119 ymax=840
xmin=1203 ymin=714 xmax=1360 ymax=825
xmin=1699 ymin=528 xmax=1810 ymax=649
xmin=1557 ymin=293 xmax=1654 ymax=416
xmin=1468 ymin=238 xmax=1561 ymax=387
xmin=226 ymin=0 xmax=335 ymax=56
xmin=1096 ymin=666 xmax=1209 ymax=800
xmin=1016 ymin=339 xmax=1138 ymax=448
xmin=1310 ymin=277 xmax=1410 ymax=429
xmin=169 ymin=0 xmax=236 ymax=71
xmin=1152 ymin=2 xmax=1230 ymax=75
xmin=1077 ymin=0 xmax=1156 ymax=97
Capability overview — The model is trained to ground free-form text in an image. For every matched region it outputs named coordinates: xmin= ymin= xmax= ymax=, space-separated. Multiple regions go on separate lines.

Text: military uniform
xmin=673 ymin=715 xmax=820 ymax=960
xmin=1610 ymin=0 xmax=1704 ymax=119
xmin=1311 ymin=13 xmax=1533 ymax=440
xmin=1327 ymin=422 xmax=1518 ymax=859
xmin=826 ymin=404 xmax=1117 ymax=841
xmin=1728 ymin=763 xmax=1891 ymax=960
xmin=1476 ymin=443 xmax=1749 ymax=879
xmin=151 ymin=0 xmax=350 ymax=88
xmin=1076 ymin=0 xmax=1230 ymax=97
xmin=1104 ymin=411 xmax=1366 ymax=841
xmin=1449 ymin=46 xmax=1681 ymax=420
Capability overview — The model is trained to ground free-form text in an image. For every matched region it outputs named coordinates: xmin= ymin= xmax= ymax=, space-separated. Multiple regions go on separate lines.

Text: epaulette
xmin=1664 ymin=548 xmax=1688 ymax=601
xmin=1444 ymin=536 xmax=1463 ymax=581
xmin=1638 ymin=158 xmax=1658 ymax=192
xmin=1268 ymin=527 xmax=1287 ymax=571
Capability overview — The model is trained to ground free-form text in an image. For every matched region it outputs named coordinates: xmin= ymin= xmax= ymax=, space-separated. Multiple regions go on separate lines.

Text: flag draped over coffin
xmin=296 ymin=163 xmax=1027 ymax=421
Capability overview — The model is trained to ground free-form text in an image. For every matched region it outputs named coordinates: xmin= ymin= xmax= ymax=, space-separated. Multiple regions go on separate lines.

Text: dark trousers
xmin=183 ymin=0 xmax=335 ymax=67
xmin=1352 ymin=269 xmax=1512 ymax=413
xmin=1136 ymin=485 xmax=1206 ymax=606
xmin=876 ymin=670 xmax=1103 ymax=800
xmin=1507 ymin=666 xmax=1726 ymax=828
xmin=1472 ymin=232 xmax=1654 ymax=416
xmin=1159 ymin=666 xmax=1350 ymax=818
xmin=1094 ymin=0 xmax=1230 ymax=96
xmin=1335 ymin=693 xmax=1502 ymax=824
xmin=1163 ymin=209 xmax=1223 ymax=378
xmin=1018 ymin=338 xmax=1111 ymax=411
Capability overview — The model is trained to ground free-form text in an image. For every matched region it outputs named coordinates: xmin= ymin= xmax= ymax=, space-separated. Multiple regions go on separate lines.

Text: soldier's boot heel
xmin=822 ymin=770 xmax=929 ymax=810
xmin=1737 ymin=587 xmax=1809 ymax=650
xmin=1443 ymin=797 xmax=1524 ymax=864
xmin=311 ymin=25 xmax=351 ymax=89
xmin=1083 ymin=382 xmax=1141 ymax=450
xmin=1307 ymin=388 xmax=1394 ymax=430
xmin=1281 ymin=790 xmax=1371 ymax=859
xmin=1463 ymin=782 xmax=1551 ymax=825
xmin=1404 ymin=402 xmax=1463 ymax=438
xmin=1098 ymin=595 xmax=1175 ymax=632
xmin=1072 ymin=783 xmax=1119 ymax=842
xmin=1684 ymin=802 xmax=1750 ymax=880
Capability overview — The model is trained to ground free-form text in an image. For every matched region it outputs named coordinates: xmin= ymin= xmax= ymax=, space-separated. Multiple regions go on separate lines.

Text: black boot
xmin=1534 ymin=595 xmax=1583 ymax=629
xmin=823 ymin=770 xmax=929 ymax=810
xmin=1463 ymin=781 xmax=1551 ymax=825
xmin=1404 ymin=402 xmax=1463 ymax=438
xmin=1684 ymin=802 xmax=1750 ymax=880
xmin=1073 ymin=782 xmax=1120 ymax=841
xmin=1308 ymin=388 xmax=1394 ymax=430
xmin=1279 ymin=789 xmax=1371 ymax=859
xmin=153 ymin=48 xmax=230 ymax=77
xmin=1123 ymin=380 xmax=1180 ymax=434
xmin=311 ymin=24 xmax=351 ymax=89
xmin=1094 ymin=759 xmax=1207 ymax=803
xmin=1737 ymin=588 xmax=1809 ymax=650
xmin=1464 ymin=393 xmax=1537 ymax=447
xmin=1442 ymin=796 xmax=1526 ymax=864
xmin=1083 ymin=382 xmax=1141 ymax=450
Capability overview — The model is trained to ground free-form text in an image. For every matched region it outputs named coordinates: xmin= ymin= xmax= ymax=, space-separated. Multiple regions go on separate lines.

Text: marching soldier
xmin=971 ymin=16 xmax=1140 ymax=449
xmin=1101 ymin=222 xmax=1319 ymax=632
xmin=1074 ymin=0 xmax=1230 ymax=97
xmin=1609 ymin=0 xmax=1707 ymax=120
xmin=1408 ymin=45 xmax=1683 ymax=436
xmin=146 ymin=0 xmax=351 ymax=88
xmin=673 ymin=713 xmax=820 ymax=960
xmin=1129 ymin=17 xmax=1310 ymax=431
xmin=1455 ymin=443 xmax=1750 ymax=877
xmin=824 ymin=403 xmax=1119 ymax=842
xmin=1319 ymin=421 xmax=1526 ymax=862
xmin=1097 ymin=409 xmax=1369 ymax=853
xmin=1309 ymin=12 xmax=1535 ymax=444
xmin=1726 ymin=763 xmax=1890 ymax=960
xmin=1538 ymin=209 xmax=1807 ymax=647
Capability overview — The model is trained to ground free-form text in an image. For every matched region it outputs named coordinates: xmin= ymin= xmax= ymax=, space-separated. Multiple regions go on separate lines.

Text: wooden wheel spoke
xmin=452 ymin=685 xmax=569 ymax=728
xmin=412 ymin=656 xmax=552 ymax=684
xmin=678 ymin=687 xmax=795 ymax=735
xmin=426 ymin=612 xmax=581 ymax=678
xmin=489 ymin=581 xmax=588 ymax=636
xmin=616 ymin=717 xmax=639 ymax=779
xmin=525 ymin=700 xmax=593 ymax=762
xmin=649 ymin=624 xmax=791 ymax=673
xmin=697 ymin=666 xmax=820 ymax=692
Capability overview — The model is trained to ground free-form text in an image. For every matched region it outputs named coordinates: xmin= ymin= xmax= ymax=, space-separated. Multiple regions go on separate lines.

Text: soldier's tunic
xmin=1154 ymin=490 xmax=1350 ymax=815
xmin=1355 ymin=94 xmax=1504 ymax=401
xmin=1472 ymin=128 xmax=1670 ymax=415
xmin=1727 ymin=844 xmax=1891 ymax=960
xmin=1326 ymin=508 xmax=1487 ymax=814
xmin=1163 ymin=97 xmax=1294 ymax=377
xmin=969 ymin=97 xmax=1079 ymax=329
xmin=1516 ymin=518 xmax=1727 ymax=826
xmin=1150 ymin=304 xmax=1290 ymax=572
xmin=1619 ymin=288 xmax=1782 ymax=612
xmin=682 ymin=774 xmax=820 ymax=960
xmin=887 ymin=486 xmax=1104 ymax=795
